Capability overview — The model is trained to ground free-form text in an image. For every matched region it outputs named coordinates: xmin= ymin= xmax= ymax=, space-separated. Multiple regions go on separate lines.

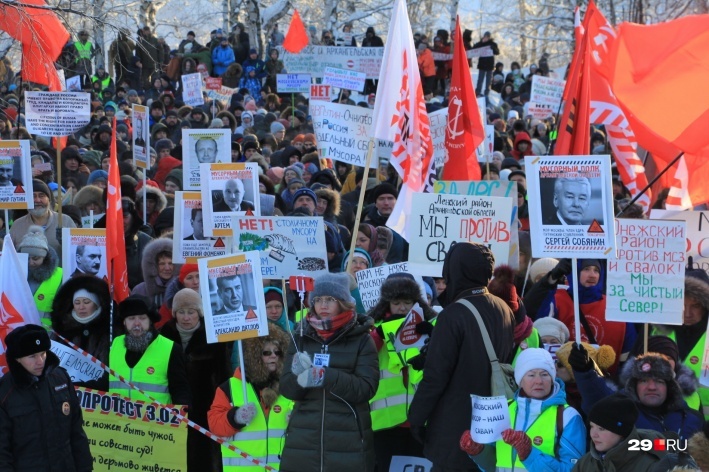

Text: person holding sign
xmin=208 ymin=323 xmax=293 ymax=471
xmin=279 ymin=273 xmax=379 ymax=471
xmin=460 ymin=348 xmax=586 ymax=471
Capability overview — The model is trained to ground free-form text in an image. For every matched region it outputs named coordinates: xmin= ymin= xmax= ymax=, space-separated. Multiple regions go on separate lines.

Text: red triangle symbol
xmin=587 ymin=219 xmax=604 ymax=234
xmin=245 ymin=308 xmax=257 ymax=319
xmin=245 ymin=209 xmax=254 ymax=216
xmin=213 ymin=237 xmax=225 ymax=248
xmin=13 ymin=185 xmax=24 ymax=194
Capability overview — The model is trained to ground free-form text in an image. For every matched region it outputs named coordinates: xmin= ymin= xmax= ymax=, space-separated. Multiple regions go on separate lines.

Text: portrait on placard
xmin=182 ymin=129 xmax=232 ymax=190
xmin=540 ymin=176 xmax=604 ymax=226
xmin=62 ymin=228 xmax=107 ymax=282
xmin=0 ymin=140 xmax=33 ymax=209
xmin=172 ymin=191 xmax=232 ymax=264
xmin=132 ymin=104 xmax=149 ymax=168
xmin=201 ymin=163 xmax=260 ymax=237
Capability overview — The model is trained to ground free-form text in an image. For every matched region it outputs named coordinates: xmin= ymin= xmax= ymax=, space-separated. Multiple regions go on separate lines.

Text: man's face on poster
xmin=0 ymin=161 xmax=13 ymax=186
xmin=76 ymin=246 xmax=102 ymax=275
xmin=218 ymin=276 xmax=243 ymax=311
xmin=553 ymin=178 xmax=591 ymax=225
xmin=190 ymin=209 xmax=205 ymax=240
xmin=223 ymin=179 xmax=244 ymax=211
xmin=196 ymin=138 xmax=218 ymax=163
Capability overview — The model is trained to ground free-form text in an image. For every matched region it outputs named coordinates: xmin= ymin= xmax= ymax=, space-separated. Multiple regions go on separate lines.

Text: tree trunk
xmin=518 ymin=0 xmax=527 ymax=64
xmin=92 ymin=0 xmax=106 ymax=68
xmin=244 ymin=0 xmax=263 ymax=55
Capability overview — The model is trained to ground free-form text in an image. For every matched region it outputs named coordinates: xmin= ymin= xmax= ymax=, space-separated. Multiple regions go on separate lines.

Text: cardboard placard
xmin=530 ymin=76 xmax=566 ymax=107
xmin=278 ymin=45 xmax=384 ymax=78
xmin=181 ymin=73 xmax=204 ymax=106
xmin=311 ymin=101 xmax=378 ymax=167
xmin=131 ymin=104 xmax=150 ymax=169
xmin=355 ymin=262 xmax=426 ymax=311
xmin=470 ymin=395 xmax=510 ymax=444
xmin=200 ymin=163 xmax=260 ymax=237
xmin=24 ymin=91 xmax=91 ymax=135
xmin=649 ymin=210 xmax=709 ymax=276
xmin=322 ymin=67 xmax=366 ymax=92
xmin=0 ymin=141 xmax=33 ymax=209
xmin=205 ymin=77 xmax=222 ymax=90
xmin=182 ymin=129 xmax=233 ymax=190
xmin=429 ymin=108 xmax=448 ymax=170
xmin=172 ymin=191 xmax=233 ymax=264
xmin=310 ymin=84 xmax=332 ymax=101
xmin=276 ymin=74 xmax=312 ymax=94
xmin=205 ymin=85 xmax=237 ymax=104
xmin=62 ymin=228 xmax=107 ymax=282
xmin=50 ymin=340 xmax=103 ymax=383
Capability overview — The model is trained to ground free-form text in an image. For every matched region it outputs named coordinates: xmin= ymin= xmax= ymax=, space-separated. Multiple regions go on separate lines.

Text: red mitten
xmin=459 ymin=430 xmax=484 ymax=456
xmin=502 ymin=429 xmax=532 ymax=461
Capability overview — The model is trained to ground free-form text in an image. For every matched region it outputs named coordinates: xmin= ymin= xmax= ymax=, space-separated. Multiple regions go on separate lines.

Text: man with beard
xmin=108 ymin=295 xmax=191 ymax=405
xmin=10 ymin=179 xmax=76 ymax=259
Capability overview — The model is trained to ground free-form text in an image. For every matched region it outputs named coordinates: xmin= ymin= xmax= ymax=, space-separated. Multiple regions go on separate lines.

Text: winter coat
xmin=572 ymin=428 xmax=669 ymax=472
xmin=241 ymin=57 xmax=266 ymax=79
xmin=279 ymin=314 xmax=379 ymax=472
xmin=361 ymin=27 xmax=384 ymax=47
xmin=471 ymin=38 xmax=500 ymax=71
xmin=27 ymin=246 xmax=62 ymax=322
xmin=417 ymin=48 xmax=436 ymax=78
xmin=137 ymin=33 xmax=163 ymax=74
xmin=131 ymin=237 xmax=179 ymax=309
xmin=0 ymin=351 xmax=93 ymax=471
xmin=265 ymin=58 xmax=285 ymax=90
xmin=471 ymin=379 xmax=586 ymax=472
xmin=183 ymin=49 xmax=212 ymax=75
xmin=221 ymin=62 xmax=242 ymax=88
xmin=50 ymin=275 xmax=114 ymax=390
xmin=152 ymin=155 xmax=182 ymax=190
xmin=212 ymin=44 xmax=236 ymax=76
xmin=239 ymin=69 xmax=262 ymax=98
xmin=408 ymin=242 xmax=515 ymax=469
xmin=362 ymin=205 xmax=407 ymax=263
xmin=511 ymin=131 xmax=534 ymax=160
xmin=135 ymin=185 xmax=168 ymax=227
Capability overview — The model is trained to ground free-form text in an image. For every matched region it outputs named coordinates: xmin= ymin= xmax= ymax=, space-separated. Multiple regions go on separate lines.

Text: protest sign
xmin=198 ymin=251 xmax=269 ymax=343
xmin=606 ymin=219 xmax=686 ymax=325
xmin=278 ymin=45 xmax=384 ymax=78
xmin=81 ymin=213 xmax=104 ymax=228
xmin=24 ymin=92 xmax=91 ymax=136
xmin=205 ymin=85 xmax=237 ymax=104
xmin=650 ymin=210 xmax=709 ymax=275
xmin=323 ymin=67 xmax=366 ymax=92
xmin=434 ymin=180 xmax=520 ymax=269
xmin=205 ymin=77 xmax=222 ymax=90
xmin=355 ymin=262 xmax=426 ymax=311
xmin=0 ymin=141 xmax=33 ymax=209
xmin=62 ymin=228 xmax=107 ymax=282
xmin=389 ymin=456 xmax=432 ymax=472
xmin=391 ymin=304 xmax=429 ymax=352
xmin=406 ymin=193 xmax=512 ymax=276
xmin=530 ymin=76 xmax=566 ymax=106
xmin=429 ymin=108 xmax=448 ymax=169
xmin=525 ymin=155 xmax=616 ymax=259
xmin=230 ymin=215 xmax=328 ymax=278
xmin=131 ymin=104 xmax=150 ymax=168
xmin=181 ymin=73 xmax=204 ymax=106
xmin=470 ymin=395 xmax=510 ymax=443
xmin=310 ymin=84 xmax=332 ymax=101
xmin=201 ymin=163 xmax=260 ymax=237
xmin=66 ymin=74 xmax=81 ymax=91
xmin=475 ymin=125 xmax=496 ymax=163
xmin=76 ymin=387 xmax=187 ymax=472
xmin=487 ymin=90 xmax=502 ymax=108
xmin=182 ymin=129 xmax=233 ymax=190
xmin=311 ymin=101 xmax=377 ymax=167
xmin=276 ymin=74 xmax=312 ymax=93
xmin=173 ymin=191 xmax=233 ymax=263
xmin=432 ymin=47 xmax=493 ymax=62
xmin=526 ymin=102 xmax=554 ymax=120
xmin=50 ymin=340 xmax=103 ymax=383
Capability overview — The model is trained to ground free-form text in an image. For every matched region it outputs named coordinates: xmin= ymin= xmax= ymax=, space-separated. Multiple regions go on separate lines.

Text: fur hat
xmin=530 ymin=258 xmax=559 ymax=283
xmin=311 ymin=272 xmax=355 ymax=304
xmin=242 ymin=322 xmax=290 ymax=407
xmin=628 ymin=352 xmax=675 ymax=383
xmin=555 ymin=341 xmax=616 ymax=381
xmin=514 ymin=347 xmax=556 ymax=385
xmin=172 ymin=289 xmax=203 ymax=317
xmin=117 ymin=295 xmax=160 ymax=323
xmin=18 ymin=225 xmax=49 ymax=257
xmin=589 ymin=395 xmax=638 ymax=438
xmin=5 ymin=324 xmax=50 ymax=360
xmin=533 ymin=317 xmax=570 ymax=344
xmin=368 ymin=274 xmax=436 ymax=323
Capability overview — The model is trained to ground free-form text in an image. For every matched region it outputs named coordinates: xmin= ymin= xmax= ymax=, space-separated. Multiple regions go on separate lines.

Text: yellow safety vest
xmin=657 ymin=329 xmax=707 ymax=417
xmin=222 ymin=376 xmax=293 ymax=471
xmin=496 ymin=400 xmax=561 ymax=471
xmin=34 ymin=267 xmax=63 ymax=328
xmin=512 ymin=328 xmax=541 ymax=367
xmin=75 ymin=41 xmax=93 ymax=61
xmin=91 ymin=75 xmax=112 ymax=91
xmin=109 ymin=334 xmax=173 ymax=403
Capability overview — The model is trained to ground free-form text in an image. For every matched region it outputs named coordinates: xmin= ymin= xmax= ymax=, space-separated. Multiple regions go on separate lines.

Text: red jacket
xmin=152 ymin=156 xmax=181 ymax=191
xmin=417 ymin=48 xmax=436 ymax=78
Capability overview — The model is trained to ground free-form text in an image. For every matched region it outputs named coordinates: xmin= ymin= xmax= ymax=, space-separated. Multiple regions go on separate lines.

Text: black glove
xmin=415 ymin=320 xmax=434 ymax=335
xmin=408 ymin=353 xmax=427 ymax=371
xmin=410 ymin=425 xmax=426 ymax=444
xmin=568 ymin=342 xmax=594 ymax=373
xmin=548 ymin=259 xmax=572 ymax=284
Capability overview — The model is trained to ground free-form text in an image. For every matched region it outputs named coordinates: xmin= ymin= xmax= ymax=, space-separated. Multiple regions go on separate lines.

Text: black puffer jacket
xmin=0 ymin=351 xmax=93 ymax=471
xmin=408 ymin=242 xmax=515 ymax=469
xmin=280 ymin=314 xmax=379 ymax=472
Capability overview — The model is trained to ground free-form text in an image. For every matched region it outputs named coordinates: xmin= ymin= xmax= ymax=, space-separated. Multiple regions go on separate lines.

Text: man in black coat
xmin=472 ymin=31 xmax=500 ymax=96
xmin=0 ymin=325 xmax=93 ymax=471
xmin=408 ymin=242 xmax=515 ymax=471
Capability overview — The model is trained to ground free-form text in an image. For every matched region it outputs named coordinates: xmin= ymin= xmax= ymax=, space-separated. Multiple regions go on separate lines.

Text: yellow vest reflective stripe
xmin=109 ymin=334 xmax=173 ymax=403
xmin=496 ymin=401 xmax=560 ymax=470
xmin=34 ymin=267 xmax=63 ymax=318
xmin=91 ymin=75 xmax=112 ymax=90
xmin=512 ymin=328 xmax=541 ymax=367
xmin=221 ymin=376 xmax=292 ymax=472
xmin=294 ymin=308 xmax=307 ymax=323
xmin=75 ymin=42 xmax=93 ymax=61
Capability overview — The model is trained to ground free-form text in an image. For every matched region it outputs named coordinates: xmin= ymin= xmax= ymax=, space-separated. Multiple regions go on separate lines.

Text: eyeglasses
xmin=262 ymin=350 xmax=283 ymax=357
xmin=312 ymin=296 xmax=338 ymax=305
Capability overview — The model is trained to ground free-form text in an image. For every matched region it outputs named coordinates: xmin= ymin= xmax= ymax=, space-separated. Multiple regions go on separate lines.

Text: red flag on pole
xmin=442 ymin=16 xmax=484 ymax=181
xmin=106 ymin=118 xmax=130 ymax=302
xmin=283 ymin=10 xmax=309 ymax=53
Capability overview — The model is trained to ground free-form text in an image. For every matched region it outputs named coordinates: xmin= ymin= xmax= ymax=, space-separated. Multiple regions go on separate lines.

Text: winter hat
xmin=172 ymin=288 xmax=203 ymax=317
xmin=380 ymin=274 xmax=423 ymax=303
xmin=284 ymin=165 xmax=303 ymax=179
xmin=287 ymin=178 xmax=306 ymax=190
xmin=73 ymin=288 xmax=100 ymax=307
xmin=118 ymin=295 xmax=160 ymax=323
xmin=153 ymin=207 xmax=174 ymax=236
xmin=499 ymin=168 xmax=511 ymax=181
xmin=178 ymin=263 xmax=199 ymax=283
xmin=533 ymin=317 xmax=570 ymax=344
xmin=311 ymin=272 xmax=355 ymax=304
xmin=371 ymin=182 xmax=398 ymax=202
xmin=209 ymin=117 xmax=224 ymax=129
xmin=18 ymin=225 xmax=49 ymax=257
xmin=530 ymin=258 xmax=559 ymax=283
xmin=580 ymin=259 xmax=601 ymax=271
xmin=266 ymin=167 xmax=284 ymax=184
xmin=488 ymin=265 xmax=519 ymax=313
xmin=555 ymin=341 xmax=616 ymax=381
xmin=87 ymin=169 xmax=109 ymax=185
xmin=303 ymin=163 xmax=318 ymax=175
xmin=292 ymin=134 xmax=305 ymax=144
xmin=508 ymin=170 xmax=526 ymax=181
xmin=5 ymin=324 xmax=50 ymax=360
xmin=513 ymin=347 xmax=556 ymax=385
xmin=629 ymin=353 xmax=676 ymax=383
xmin=630 ymin=335 xmax=679 ymax=367
xmin=501 ymin=157 xmax=522 ymax=171
xmin=341 ymin=248 xmax=373 ymax=272
xmin=270 ymin=121 xmax=285 ymax=134
xmin=264 ymin=290 xmax=282 ymax=305
xmin=292 ymin=187 xmax=317 ymax=207
xmin=32 ymin=179 xmax=51 ymax=200
xmin=589 ymin=395 xmax=638 ymax=438
xmin=154 ymin=138 xmax=173 ymax=153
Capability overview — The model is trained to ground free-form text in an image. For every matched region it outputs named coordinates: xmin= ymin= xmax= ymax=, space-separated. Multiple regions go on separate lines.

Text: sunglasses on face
xmin=262 ymin=350 xmax=283 ymax=357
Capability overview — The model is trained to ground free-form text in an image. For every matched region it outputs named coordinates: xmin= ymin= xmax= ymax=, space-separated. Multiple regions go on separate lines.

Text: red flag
xmin=106 ymin=118 xmax=130 ymax=302
xmin=283 ymin=10 xmax=309 ymax=53
xmin=442 ymin=17 xmax=484 ymax=181
xmin=0 ymin=0 xmax=69 ymax=90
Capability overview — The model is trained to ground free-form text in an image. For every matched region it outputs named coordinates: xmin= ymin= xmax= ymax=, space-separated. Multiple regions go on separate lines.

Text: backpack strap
xmin=555 ymin=404 xmax=566 ymax=456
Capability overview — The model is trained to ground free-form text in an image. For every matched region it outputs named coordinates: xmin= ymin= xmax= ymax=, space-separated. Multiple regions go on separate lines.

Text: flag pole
xmin=346 ymin=137 xmax=375 ymax=271
xmin=56 ymin=137 xmax=63 ymax=223
xmin=616 ymin=150 xmax=684 ymax=216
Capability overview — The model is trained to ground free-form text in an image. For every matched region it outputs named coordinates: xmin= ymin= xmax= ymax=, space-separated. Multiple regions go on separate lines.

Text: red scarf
xmin=306 ymin=310 xmax=355 ymax=341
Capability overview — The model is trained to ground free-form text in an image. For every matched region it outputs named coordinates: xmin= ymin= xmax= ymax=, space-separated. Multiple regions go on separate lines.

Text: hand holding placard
xmin=470 ymin=395 xmax=510 ymax=444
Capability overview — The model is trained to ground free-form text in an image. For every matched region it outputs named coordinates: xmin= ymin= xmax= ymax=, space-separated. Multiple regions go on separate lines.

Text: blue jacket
xmin=241 ymin=58 xmax=266 ymax=78
xmin=574 ymin=367 xmax=704 ymax=441
xmin=212 ymin=45 xmax=235 ymax=76
xmin=471 ymin=379 xmax=587 ymax=472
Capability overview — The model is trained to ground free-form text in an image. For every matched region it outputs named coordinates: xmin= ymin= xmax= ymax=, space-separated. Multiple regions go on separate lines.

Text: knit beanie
xmin=172 ymin=288 xmax=203 ymax=317
xmin=292 ymin=187 xmax=317 ymax=207
xmin=341 ymin=248 xmax=372 ymax=272
xmin=270 ymin=121 xmax=285 ymax=134
xmin=533 ymin=317 xmax=570 ymax=344
xmin=73 ymin=288 xmax=100 ymax=307
xmin=284 ymin=165 xmax=303 ymax=180
xmin=5 ymin=324 xmax=50 ymax=360
xmin=87 ymin=170 xmax=109 ymax=185
xmin=32 ymin=179 xmax=51 ymax=200
xmin=179 ymin=264 xmax=199 ymax=283
xmin=514 ymin=347 xmax=556 ymax=385
xmin=581 ymin=259 xmax=602 ymax=271
xmin=118 ymin=295 xmax=160 ymax=323
xmin=530 ymin=258 xmax=559 ymax=283
xmin=371 ymin=183 xmax=398 ymax=202
xmin=264 ymin=289 xmax=282 ymax=305
xmin=588 ymin=395 xmax=638 ymax=438
xmin=18 ymin=225 xmax=49 ymax=257
xmin=311 ymin=272 xmax=355 ymax=304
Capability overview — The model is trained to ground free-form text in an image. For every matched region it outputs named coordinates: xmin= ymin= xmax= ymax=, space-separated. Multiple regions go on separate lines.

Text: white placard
xmin=276 ymin=74 xmax=312 ymax=94
xmin=525 ymin=155 xmax=616 ymax=259
xmin=231 ymin=216 xmax=328 ymax=278
xmin=650 ymin=210 xmax=709 ymax=276
xmin=0 ymin=141 xmax=33 ymax=209
xmin=526 ymin=102 xmax=555 ymax=120
xmin=310 ymin=84 xmax=332 ymax=101
xmin=198 ymin=251 xmax=269 ymax=343
xmin=132 ymin=104 xmax=150 ymax=169
xmin=311 ymin=101 xmax=377 ymax=167
xmin=172 ymin=191 xmax=233 ymax=263
xmin=406 ymin=193 xmax=512 ymax=276
xmin=278 ymin=46 xmax=383 ymax=78
xmin=50 ymin=340 xmax=104 ymax=383
xmin=182 ymin=129 xmax=233 ymax=190
xmin=200 ymin=163 xmax=260 ymax=237
xmin=429 ymin=108 xmax=448 ymax=170
xmin=392 ymin=304 xmax=429 ymax=352
xmin=24 ymin=91 xmax=91 ymax=136
xmin=206 ymin=85 xmax=237 ymax=104
xmin=606 ymin=219 xmax=686 ymax=324
xmin=81 ymin=213 xmax=104 ymax=229
xmin=355 ymin=262 xmax=426 ymax=312
xmin=181 ymin=73 xmax=204 ymax=106
xmin=389 ymin=456 xmax=432 ymax=472
xmin=530 ymin=76 xmax=566 ymax=107
xmin=66 ymin=75 xmax=82 ymax=92
xmin=470 ymin=395 xmax=510 ymax=443
xmin=62 ymin=228 xmax=107 ymax=282
xmin=323 ymin=67 xmax=366 ymax=92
